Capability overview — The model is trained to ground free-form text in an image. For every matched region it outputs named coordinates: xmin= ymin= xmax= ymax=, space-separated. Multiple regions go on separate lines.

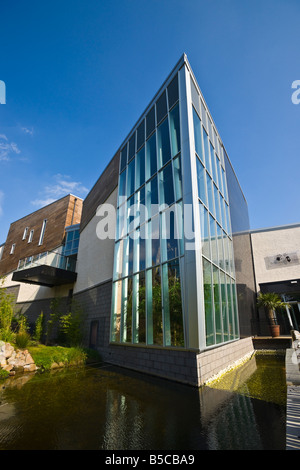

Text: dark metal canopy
xmin=12 ymin=265 xmax=77 ymax=287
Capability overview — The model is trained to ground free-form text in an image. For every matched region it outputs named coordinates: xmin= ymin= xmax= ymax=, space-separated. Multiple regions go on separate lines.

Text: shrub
xmin=34 ymin=312 xmax=45 ymax=343
xmin=15 ymin=331 xmax=30 ymax=349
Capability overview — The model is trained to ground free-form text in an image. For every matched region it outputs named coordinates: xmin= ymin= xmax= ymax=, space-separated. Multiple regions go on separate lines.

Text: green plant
xmin=0 ymin=369 xmax=9 ymax=380
xmin=15 ymin=331 xmax=30 ymax=349
xmin=0 ymin=277 xmax=15 ymax=341
xmin=34 ymin=311 xmax=45 ymax=343
xmin=257 ymin=292 xmax=289 ymax=325
xmin=59 ymin=300 xmax=84 ymax=347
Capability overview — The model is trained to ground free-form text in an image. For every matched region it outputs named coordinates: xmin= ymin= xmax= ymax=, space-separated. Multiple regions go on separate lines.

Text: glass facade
xmin=111 ymin=74 xmax=185 ymax=347
xmin=110 ymin=59 xmax=241 ymax=351
xmin=191 ymin=77 xmax=239 ymax=346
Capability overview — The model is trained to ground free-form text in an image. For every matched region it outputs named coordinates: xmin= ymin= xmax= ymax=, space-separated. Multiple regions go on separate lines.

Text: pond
xmin=0 ymin=353 xmax=286 ymax=450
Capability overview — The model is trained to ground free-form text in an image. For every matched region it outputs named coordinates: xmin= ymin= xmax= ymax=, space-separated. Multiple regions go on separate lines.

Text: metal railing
xmin=17 ymin=250 xmax=76 ymax=273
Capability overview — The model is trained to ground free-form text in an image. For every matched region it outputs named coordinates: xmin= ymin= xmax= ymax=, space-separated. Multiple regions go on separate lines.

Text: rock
xmin=25 ymin=353 xmax=34 ymax=365
xmin=3 ymin=343 xmax=14 ymax=359
xmin=23 ymin=363 xmax=37 ymax=372
xmin=0 ymin=354 xmax=6 ymax=366
xmin=2 ymin=364 xmax=13 ymax=372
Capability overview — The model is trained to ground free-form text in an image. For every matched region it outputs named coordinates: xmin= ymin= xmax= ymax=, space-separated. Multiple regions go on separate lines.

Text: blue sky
xmin=0 ymin=0 xmax=299 ymax=243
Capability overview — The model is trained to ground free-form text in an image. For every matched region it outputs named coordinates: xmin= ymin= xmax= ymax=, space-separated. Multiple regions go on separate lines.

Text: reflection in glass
xmin=120 ymin=145 xmax=127 ymax=172
xmin=203 ymin=258 xmax=214 ymax=346
xmin=209 ymin=215 xmax=218 ymax=266
xmin=133 ymin=272 xmax=146 ymax=343
xmin=173 ymin=155 xmax=182 ymax=201
xmin=147 ymin=267 xmax=163 ymax=345
xmin=146 ymin=176 xmax=159 ymax=219
xmin=161 ymin=206 xmax=179 ymax=262
xmin=146 ymin=133 xmax=157 ymax=180
xmin=213 ymin=266 xmax=222 ymax=344
xmin=111 ymin=280 xmax=122 ymax=342
xmin=169 ymin=104 xmax=181 ymax=157
xmin=167 ymin=74 xmax=179 ymax=109
xmin=196 ymin=157 xmax=207 ymax=206
xmin=159 ymin=162 xmax=174 ymax=207
xmin=147 ymin=215 xmax=160 ymax=267
xmin=163 ymin=259 xmax=184 ymax=347
xmin=220 ymin=271 xmax=229 ymax=342
xmin=137 ymin=119 xmax=145 ymax=151
xmin=122 ymin=277 xmax=133 ymax=342
xmin=193 ymin=108 xmax=205 ymax=164
xmin=156 ymin=90 xmax=167 ymax=124
xmin=118 ymin=169 xmax=126 ymax=206
xmin=203 ymin=128 xmax=211 ymax=175
xmin=157 ymin=118 xmax=171 ymax=169
xmin=207 ymin=176 xmax=215 ymax=216
xmin=128 ymin=134 xmax=136 ymax=162
xmin=226 ymin=275 xmax=234 ymax=340
xmin=127 ymin=158 xmax=135 ymax=198
xmin=136 ymin=146 xmax=145 ymax=190
xmin=146 ymin=106 xmax=155 ymax=138
xmin=199 ymin=203 xmax=210 ymax=259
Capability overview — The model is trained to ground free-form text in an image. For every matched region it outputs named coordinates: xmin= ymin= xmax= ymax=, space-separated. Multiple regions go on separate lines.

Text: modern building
xmin=72 ymin=54 xmax=256 ymax=386
xmin=0 ymin=194 xmax=83 ymax=327
xmin=251 ymin=223 xmax=300 ymax=335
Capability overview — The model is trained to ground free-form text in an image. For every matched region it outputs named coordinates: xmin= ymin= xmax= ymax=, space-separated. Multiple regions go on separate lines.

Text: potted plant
xmin=257 ymin=292 xmax=289 ymax=337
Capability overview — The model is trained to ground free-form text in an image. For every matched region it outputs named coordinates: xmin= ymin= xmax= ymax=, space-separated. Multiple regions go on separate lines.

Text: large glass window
xmin=203 ymin=258 xmax=214 ymax=346
xmin=157 ymin=118 xmax=171 ymax=169
xmin=159 ymin=162 xmax=174 ymax=207
xmin=133 ymin=272 xmax=146 ymax=343
xmin=162 ymin=259 xmax=184 ymax=346
xmin=169 ymin=104 xmax=180 ymax=157
xmin=147 ymin=267 xmax=163 ymax=345
xmin=196 ymin=157 xmax=207 ymax=205
xmin=146 ymin=132 xmax=157 ymax=180
xmin=127 ymin=158 xmax=135 ymax=198
xmin=193 ymin=108 xmax=205 ymax=165
xmin=136 ymin=146 xmax=145 ymax=190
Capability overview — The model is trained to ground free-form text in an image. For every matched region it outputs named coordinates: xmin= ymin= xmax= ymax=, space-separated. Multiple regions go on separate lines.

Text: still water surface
xmin=0 ymin=354 xmax=286 ymax=450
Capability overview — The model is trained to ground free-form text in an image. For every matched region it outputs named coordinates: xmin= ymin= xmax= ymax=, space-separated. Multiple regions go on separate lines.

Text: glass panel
xmin=216 ymin=156 xmax=223 ymax=195
xmin=127 ymin=195 xmax=135 ymax=234
xmin=191 ymin=79 xmax=200 ymax=115
xmin=231 ymin=281 xmax=239 ymax=339
xmin=134 ymin=229 xmax=146 ymax=273
xmin=113 ymin=239 xmax=123 ymax=280
xmin=137 ymin=119 xmax=145 ymax=151
xmin=176 ymin=201 xmax=184 ymax=256
xmin=133 ymin=272 xmax=146 ymax=343
xmin=213 ymin=266 xmax=222 ymax=344
xmin=161 ymin=206 xmax=179 ymax=262
xmin=128 ymin=133 xmax=136 ymax=162
xmin=169 ymin=104 xmax=180 ymax=157
xmin=121 ymin=276 xmax=133 ymax=342
xmin=146 ymin=132 xmax=157 ymax=180
xmin=146 ymin=175 xmax=159 ymax=219
xmin=167 ymin=75 xmax=179 ymax=109
xmin=214 ymin=185 xmax=221 ymax=223
xmin=159 ymin=162 xmax=174 ymax=207
xmin=147 ymin=267 xmax=163 ymax=345
xmin=156 ymin=90 xmax=167 ymax=124
xmin=203 ymin=258 xmax=214 ymax=346
xmin=173 ymin=155 xmax=182 ymax=201
xmin=220 ymin=271 xmax=229 ymax=342
xmin=157 ymin=118 xmax=171 ymax=169
xmin=203 ymin=128 xmax=211 ymax=175
xmin=217 ymin=224 xmax=224 ymax=270
xmin=163 ymin=259 xmax=184 ymax=347
xmin=209 ymin=215 xmax=218 ymax=265
xmin=196 ymin=157 xmax=207 ymax=205
xmin=193 ymin=108 xmax=205 ymax=165
xmin=147 ymin=215 xmax=160 ymax=267
xmin=122 ymin=236 xmax=134 ymax=277
xmin=116 ymin=203 xmax=126 ymax=239
xmin=111 ymin=280 xmax=122 ymax=342
xmin=135 ymin=185 xmax=146 ymax=227
xmin=120 ymin=144 xmax=127 ymax=173
xmin=199 ymin=203 xmax=210 ymax=259
xmin=210 ymin=143 xmax=218 ymax=185
xmin=222 ymin=167 xmax=228 ymax=201
xmin=127 ymin=158 xmax=135 ymax=198
xmin=146 ymin=106 xmax=155 ymax=138
xmin=207 ymin=176 xmax=215 ymax=216
xmin=118 ymin=169 xmax=126 ymax=206
xmin=226 ymin=275 xmax=234 ymax=340
xmin=135 ymin=146 xmax=145 ymax=190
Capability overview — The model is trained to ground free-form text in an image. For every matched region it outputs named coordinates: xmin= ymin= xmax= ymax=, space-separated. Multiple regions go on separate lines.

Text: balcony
xmin=12 ymin=250 xmax=77 ymax=287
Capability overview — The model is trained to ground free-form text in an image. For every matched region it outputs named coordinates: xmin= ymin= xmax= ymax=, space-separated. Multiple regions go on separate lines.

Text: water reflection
xmin=0 ymin=355 xmax=286 ymax=450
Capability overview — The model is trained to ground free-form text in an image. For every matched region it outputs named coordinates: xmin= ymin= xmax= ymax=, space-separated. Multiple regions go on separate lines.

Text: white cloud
xmin=21 ymin=127 xmax=34 ymax=136
xmin=31 ymin=174 xmax=89 ymax=207
xmin=0 ymin=134 xmax=21 ymax=161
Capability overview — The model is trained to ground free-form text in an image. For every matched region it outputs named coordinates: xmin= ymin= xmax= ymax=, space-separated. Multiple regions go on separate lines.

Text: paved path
xmin=286 ymin=349 xmax=300 ymax=450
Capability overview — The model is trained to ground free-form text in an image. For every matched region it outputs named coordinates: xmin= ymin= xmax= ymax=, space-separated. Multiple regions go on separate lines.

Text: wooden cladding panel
xmin=80 ymin=151 xmax=120 ymax=233
xmin=0 ymin=195 xmax=83 ymax=276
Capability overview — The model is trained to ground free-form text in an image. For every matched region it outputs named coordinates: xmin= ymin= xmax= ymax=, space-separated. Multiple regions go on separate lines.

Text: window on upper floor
xmin=10 ymin=243 xmax=16 ymax=254
xmin=28 ymin=230 xmax=34 ymax=243
xmin=22 ymin=227 xmax=29 ymax=240
xmin=38 ymin=219 xmax=47 ymax=246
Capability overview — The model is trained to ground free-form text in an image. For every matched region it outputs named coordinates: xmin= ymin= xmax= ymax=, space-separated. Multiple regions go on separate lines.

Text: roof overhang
xmin=12 ymin=265 xmax=77 ymax=287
